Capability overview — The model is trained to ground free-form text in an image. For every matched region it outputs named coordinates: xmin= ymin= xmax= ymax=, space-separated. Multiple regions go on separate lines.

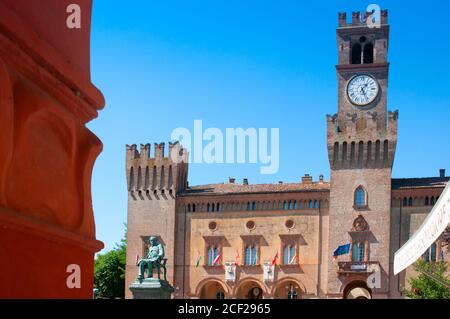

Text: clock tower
xmin=326 ymin=10 xmax=398 ymax=298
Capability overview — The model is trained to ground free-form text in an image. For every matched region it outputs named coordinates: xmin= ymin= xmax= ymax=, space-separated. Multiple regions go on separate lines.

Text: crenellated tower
xmin=326 ymin=9 xmax=398 ymax=298
xmin=125 ymin=141 xmax=188 ymax=299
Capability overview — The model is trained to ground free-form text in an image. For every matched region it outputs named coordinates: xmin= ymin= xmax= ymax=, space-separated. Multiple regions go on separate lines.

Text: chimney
xmin=319 ymin=175 xmax=324 ymax=183
xmin=229 ymin=177 xmax=235 ymax=184
xmin=440 ymin=169 xmax=446 ymax=178
xmin=302 ymin=174 xmax=313 ymax=184
xmin=243 ymin=178 xmax=249 ymax=185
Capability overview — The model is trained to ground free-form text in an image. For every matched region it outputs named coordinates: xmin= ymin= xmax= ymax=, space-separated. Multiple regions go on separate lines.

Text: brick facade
xmin=125 ymin=9 xmax=448 ymax=299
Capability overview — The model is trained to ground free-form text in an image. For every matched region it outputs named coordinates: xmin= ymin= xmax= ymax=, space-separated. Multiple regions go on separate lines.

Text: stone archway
xmin=272 ymin=278 xmax=305 ymax=299
xmin=235 ymin=278 xmax=266 ymax=299
xmin=343 ymin=281 xmax=372 ymax=299
xmin=196 ymin=279 xmax=229 ymax=299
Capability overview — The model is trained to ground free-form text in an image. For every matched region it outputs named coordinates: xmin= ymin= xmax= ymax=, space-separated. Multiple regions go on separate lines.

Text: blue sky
xmin=88 ymin=0 xmax=450 ymax=252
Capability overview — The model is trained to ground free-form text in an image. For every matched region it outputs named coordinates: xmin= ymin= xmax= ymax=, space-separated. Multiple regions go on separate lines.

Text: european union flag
xmin=333 ymin=244 xmax=350 ymax=257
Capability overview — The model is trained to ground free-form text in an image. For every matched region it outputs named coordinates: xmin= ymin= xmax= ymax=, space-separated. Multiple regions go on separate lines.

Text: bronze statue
xmin=137 ymin=236 xmax=166 ymax=281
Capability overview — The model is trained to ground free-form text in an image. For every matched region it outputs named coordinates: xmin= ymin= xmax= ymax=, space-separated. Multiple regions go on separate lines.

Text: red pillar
xmin=0 ymin=0 xmax=104 ymax=298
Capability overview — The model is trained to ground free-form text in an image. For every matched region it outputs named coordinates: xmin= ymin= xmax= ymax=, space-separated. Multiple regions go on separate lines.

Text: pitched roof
xmin=391 ymin=177 xmax=449 ymax=190
xmin=179 ymin=182 xmax=330 ymax=197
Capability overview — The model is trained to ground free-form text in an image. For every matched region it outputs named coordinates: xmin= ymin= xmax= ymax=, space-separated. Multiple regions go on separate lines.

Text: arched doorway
xmin=197 ymin=279 xmax=228 ymax=299
xmin=235 ymin=279 xmax=265 ymax=299
xmin=273 ymin=279 xmax=304 ymax=299
xmin=343 ymin=281 xmax=372 ymax=299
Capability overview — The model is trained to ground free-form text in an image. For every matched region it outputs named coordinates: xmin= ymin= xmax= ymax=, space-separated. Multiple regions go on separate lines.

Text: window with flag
xmin=207 ymin=245 xmax=220 ymax=266
xmin=244 ymin=245 xmax=258 ymax=266
xmin=283 ymin=245 xmax=296 ymax=265
xmin=352 ymin=242 xmax=365 ymax=262
xmin=354 ymin=186 xmax=367 ymax=207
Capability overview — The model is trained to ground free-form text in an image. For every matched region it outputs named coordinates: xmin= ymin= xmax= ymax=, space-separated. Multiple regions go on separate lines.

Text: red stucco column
xmin=0 ymin=0 xmax=104 ymax=298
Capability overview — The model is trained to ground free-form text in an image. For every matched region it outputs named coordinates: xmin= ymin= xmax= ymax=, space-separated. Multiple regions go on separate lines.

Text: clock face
xmin=347 ymin=74 xmax=379 ymax=106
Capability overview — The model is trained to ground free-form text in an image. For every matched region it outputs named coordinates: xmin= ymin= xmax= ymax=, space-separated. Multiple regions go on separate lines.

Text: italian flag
xmin=195 ymin=255 xmax=202 ymax=268
xmin=271 ymin=252 xmax=278 ymax=266
xmin=213 ymin=254 xmax=221 ymax=265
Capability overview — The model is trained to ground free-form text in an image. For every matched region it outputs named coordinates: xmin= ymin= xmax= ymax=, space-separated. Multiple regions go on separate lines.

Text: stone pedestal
xmin=129 ymin=278 xmax=174 ymax=299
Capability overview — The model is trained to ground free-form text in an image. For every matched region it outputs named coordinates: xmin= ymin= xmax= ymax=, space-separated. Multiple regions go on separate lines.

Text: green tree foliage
xmin=94 ymin=231 xmax=126 ymax=299
xmin=405 ymin=259 xmax=450 ymax=299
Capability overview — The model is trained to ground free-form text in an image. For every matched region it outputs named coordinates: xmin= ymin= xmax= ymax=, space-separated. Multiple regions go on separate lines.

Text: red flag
xmin=271 ymin=252 xmax=278 ymax=266
xmin=135 ymin=254 xmax=140 ymax=266
xmin=235 ymin=251 xmax=240 ymax=266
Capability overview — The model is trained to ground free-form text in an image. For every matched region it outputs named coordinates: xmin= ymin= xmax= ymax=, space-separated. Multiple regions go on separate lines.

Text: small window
xmin=352 ymin=242 xmax=365 ymax=262
xmin=244 ymin=246 xmax=258 ymax=266
xmin=423 ymin=242 xmax=442 ymax=263
xmin=283 ymin=245 xmax=296 ymax=265
xmin=355 ymin=187 xmax=367 ymax=208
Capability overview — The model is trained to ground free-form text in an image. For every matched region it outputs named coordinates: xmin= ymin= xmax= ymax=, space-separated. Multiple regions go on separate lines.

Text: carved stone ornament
xmin=352 ymin=214 xmax=369 ymax=232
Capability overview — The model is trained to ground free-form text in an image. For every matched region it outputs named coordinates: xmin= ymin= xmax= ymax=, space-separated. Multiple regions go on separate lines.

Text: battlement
xmin=338 ymin=9 xmax=388 ymax=28
xmin=326 ymin=111 xmax=398 ymax=170
xmin=327 ymin=110 xmax=398 ymax=139
xmin=126 ymin=141 xmax=189 ymax=197
xmin=126 ymin=141 xmax=188 ymax=164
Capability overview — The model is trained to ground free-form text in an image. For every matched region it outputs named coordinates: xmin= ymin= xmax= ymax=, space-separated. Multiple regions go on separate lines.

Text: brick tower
xmin=125 ymin=142 xmax=188 ymax=298
xmin=326 ymin=10 xmax=398 ymax=298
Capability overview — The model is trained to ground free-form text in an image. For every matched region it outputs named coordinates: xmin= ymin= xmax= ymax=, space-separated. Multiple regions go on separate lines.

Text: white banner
xmin=394 ymin=181 xmax=450 ymax=275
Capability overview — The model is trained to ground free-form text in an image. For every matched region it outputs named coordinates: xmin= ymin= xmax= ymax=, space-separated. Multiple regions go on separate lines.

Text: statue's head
xmin=149 ymin=236 xmax=158 ymax=246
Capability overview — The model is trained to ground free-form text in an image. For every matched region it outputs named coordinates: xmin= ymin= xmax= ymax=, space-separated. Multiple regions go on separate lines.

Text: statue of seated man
xmin=137 ymin=236 xmax=164 ymax=281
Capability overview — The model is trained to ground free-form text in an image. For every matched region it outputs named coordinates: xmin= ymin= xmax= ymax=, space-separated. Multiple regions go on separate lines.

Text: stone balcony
xmin=337 ymin=261 xmax=379 ymax=274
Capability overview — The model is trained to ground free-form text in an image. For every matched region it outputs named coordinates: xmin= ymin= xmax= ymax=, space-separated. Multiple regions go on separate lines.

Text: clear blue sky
xmin=88 ymin=0 xmax=450 ymax=252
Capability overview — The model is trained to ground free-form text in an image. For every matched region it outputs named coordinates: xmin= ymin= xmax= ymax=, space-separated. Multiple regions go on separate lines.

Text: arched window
xmin=425 ymin=196 xmax=429 ymax=206
xmin=408 ymin=197 xmax=413 ymax=207
xmin=351 ymin=43 xmax=362 ymax=64
xmin=354 ymin=186 xmax=367 ymax=208
xmin=363 ymin=43 xmax=374 ymax=64
xmin=314 ymin=200 xmax=319 ymax=209
xmin=308 ymin=200 xmax=313 ymax=209
xmin=192 ymin=204 xmax=196 ymax=212
xmin=430 ymin=196 xmax=435 ymax=205
xmin=352 ymin=242 xmax=365 ymax=262
xmin=245 ymin=246 xmax=257 ymax=266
